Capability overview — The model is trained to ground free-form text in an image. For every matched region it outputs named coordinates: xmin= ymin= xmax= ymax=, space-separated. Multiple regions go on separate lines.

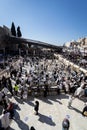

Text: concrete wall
xmin=0 ymin=26 xmax=18 ymax=52
xmin=3 ymin=25 xmax=11 ymax=36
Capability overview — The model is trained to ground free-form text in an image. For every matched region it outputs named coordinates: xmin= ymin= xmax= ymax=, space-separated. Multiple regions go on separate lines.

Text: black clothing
xmin=62 ymin=118 xmax=70 ymax=129
xmin=34 ymin=101 xmax=39 ymax=115
xmin=82 ymin=106 xmax=87 ymax=116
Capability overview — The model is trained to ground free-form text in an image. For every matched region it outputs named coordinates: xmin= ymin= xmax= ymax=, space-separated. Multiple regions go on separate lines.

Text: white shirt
xmin=74 ymin=87 xmax=84 ymax=97
xmin=0 ymin=112 xmax=10 ymax=128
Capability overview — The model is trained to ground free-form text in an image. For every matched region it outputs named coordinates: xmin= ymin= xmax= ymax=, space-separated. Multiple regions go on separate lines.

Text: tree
xmin=17 ymin=26 xmax=22 ymax=37
xmin=11 ymin=22 xmax=16 ymax=36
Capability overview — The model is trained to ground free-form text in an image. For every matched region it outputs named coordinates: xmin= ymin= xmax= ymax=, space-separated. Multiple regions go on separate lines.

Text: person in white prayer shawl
xmin=0 ymin=111 xmax=10 ymax=129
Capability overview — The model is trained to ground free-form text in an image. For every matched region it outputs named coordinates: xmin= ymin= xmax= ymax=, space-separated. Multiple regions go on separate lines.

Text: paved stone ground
xmin=8 ymin=94 xmax=87 ymax=130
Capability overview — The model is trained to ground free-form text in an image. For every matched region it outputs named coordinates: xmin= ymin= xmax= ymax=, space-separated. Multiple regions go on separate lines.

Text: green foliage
xmin=11 ymin=22 xmax=16 ymax=36
xmin=17 ymin=26 xmax=22 ymax=37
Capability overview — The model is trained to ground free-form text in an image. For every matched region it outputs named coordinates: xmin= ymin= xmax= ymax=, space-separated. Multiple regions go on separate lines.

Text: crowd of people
xmin=62 ymin=47 xmax=87 ymax=70
xmin=0 ymin=54 xmax=87 ymax=129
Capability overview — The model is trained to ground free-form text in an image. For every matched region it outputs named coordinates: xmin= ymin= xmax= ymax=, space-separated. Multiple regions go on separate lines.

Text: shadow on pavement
xmin=58 ymin=93 xmax=69 ymax=99
xmin=79 ymin=97 xmax=87 ymax=103
xmin=8 ymin=126 xmax=15 ymax=130
xmin=14 ymin=96 xmax=24 ymax=104
xmin=36 ymin=97 xmax=53 ymax=105
xmin=14 ymin=103 xmax=21 ymax=111
xmin=13 ymin=110 xmax=29 ymax=130
xmin=36 ymin=94 xmax=68 ymax=105
xmin=24 ymin=97 xmax=35 ymax=107
xmin=48 ymin=95 xmax=62 ymax=105
xmin=24 ymin=100 xmax=35 ymax=107
xmin=38 ymin=113 xmax=56 ymax=126
xmin=69 ymin=106 xmax=82 ymax=114
xmin=7 ymin=93 xmax=13 ymax=98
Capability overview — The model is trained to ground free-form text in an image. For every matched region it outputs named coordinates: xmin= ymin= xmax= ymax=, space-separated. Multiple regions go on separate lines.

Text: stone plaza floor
xmin=9 ymin=94 xmax=87 ymax=130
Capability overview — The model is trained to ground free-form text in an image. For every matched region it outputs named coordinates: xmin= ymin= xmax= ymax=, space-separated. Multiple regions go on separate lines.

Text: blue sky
xmin=0 ymin=0 xmax=87 ymax=45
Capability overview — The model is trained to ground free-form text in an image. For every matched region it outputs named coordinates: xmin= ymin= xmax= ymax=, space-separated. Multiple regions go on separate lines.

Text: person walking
xmin=68 ymin=95 xmax=74 ymax=108
xmin=0 ymin=111 xmax=10 ymax=129
xmin=14 ymin=84 xmax=19 ymax=96
xmin=62 ymin=115 xmax=70 ymax=130
xmin=6 ymin=101 xmax=14 ymax=119
xmin=7 ymin=78 xmax=13 ymax=96
xmin=34 ymin=101 xmax=39 ymax=115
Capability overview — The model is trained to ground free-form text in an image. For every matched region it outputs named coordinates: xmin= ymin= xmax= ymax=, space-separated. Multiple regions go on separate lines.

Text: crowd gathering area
xmin=0 ymin=53 xmax=87 ymax=130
